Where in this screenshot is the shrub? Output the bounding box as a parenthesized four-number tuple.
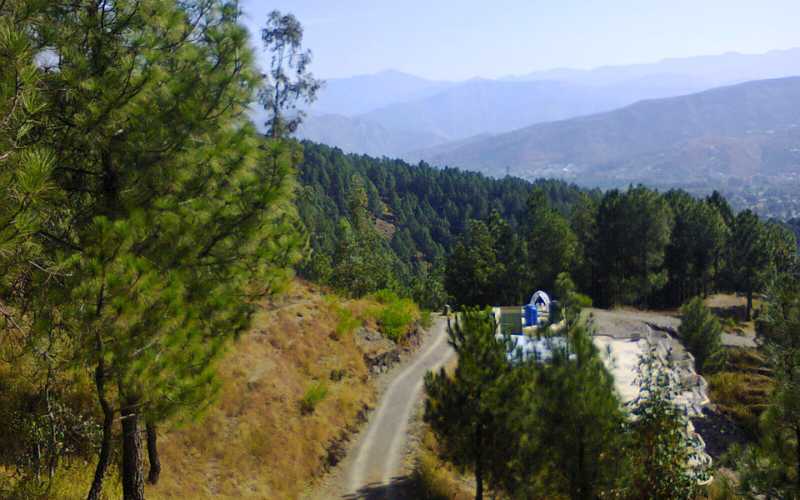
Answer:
(299, 382, 328, 415)
(365, 289, 420, 341)
(377, 297, 418, 341)
(333, 306, 361, 340)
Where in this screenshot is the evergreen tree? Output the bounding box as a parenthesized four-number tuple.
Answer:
(663, 191, 727, 305)
(570, 193, 600, 298)
(423, 309, 520, 500)
(729, 210, 771, 320)
(259, 10, 322, 138)
(594, 186, 673, 307)
(513, 323, 626, 499)
(5, 2, 304, 498)
(678, 297, 725, 373)
(739, 273, 800, 497)
(525, 189, 578, 293)
(445, 220, 502, 307)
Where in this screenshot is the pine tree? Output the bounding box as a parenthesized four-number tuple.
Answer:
(259, 10, 322, 138)
(5, 2, 304, 499)
(525, 188, 578, 293)
(445, 220, 502, 307)
(729, 210, 771, 320)
(423, 309, 520, 499)
(514, 323, 626, 499)
(678, 297, 725, 373)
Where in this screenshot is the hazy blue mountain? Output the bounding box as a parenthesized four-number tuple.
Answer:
(310, 70, 453, 116)
(508, 47, 800, 86)
(300, 49, 800, 157)
(417, 77, 800, 187)
(359, 77, 710, 141)
(296, 113, 448, 158)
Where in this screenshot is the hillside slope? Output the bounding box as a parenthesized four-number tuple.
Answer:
(147, 281, 421, 499)
(419, 77, 800, 187)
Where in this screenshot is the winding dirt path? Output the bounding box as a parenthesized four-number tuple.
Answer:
(308, 316, 454, 499)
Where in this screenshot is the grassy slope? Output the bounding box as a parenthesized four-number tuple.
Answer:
(149, 280, 388, 499)
(1, 280, 418, 499)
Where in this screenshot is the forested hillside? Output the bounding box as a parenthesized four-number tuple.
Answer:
(294, 142, 797, 320)
(295, 142, 592, 306)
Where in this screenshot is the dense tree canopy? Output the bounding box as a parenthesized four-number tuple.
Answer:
(1, 2, 302, 498)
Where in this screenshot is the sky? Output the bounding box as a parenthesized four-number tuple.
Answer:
(240, 0, 800, 81)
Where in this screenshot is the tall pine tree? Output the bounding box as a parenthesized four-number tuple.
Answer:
(5, 2, 304, 499)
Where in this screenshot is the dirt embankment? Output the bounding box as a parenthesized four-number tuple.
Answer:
(148, 281, 423, 500)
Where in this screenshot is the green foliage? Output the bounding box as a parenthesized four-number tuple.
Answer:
(554, 272, 591, 326)
(628, 347, 710, 498)
(663, 190, 729, 305)
(511, 324, 627, 499)
(419, 310, 433, 329)
(739, 273, 800, 497)
(370, 290, 419, 341)
(1, 1, 303, 496)
(333, 306, 361, 341)
(729, 210, 772, 320)
(679, 297, 725, 373)
(445, 220, 502, 308)
(424, 309, 520, 499)
(594, 186, 673, 307)
(296, 141, 590, 301)
(259, 11, 322, 138)
(526, 189, 579, 293)
(299, 382, 329, 415)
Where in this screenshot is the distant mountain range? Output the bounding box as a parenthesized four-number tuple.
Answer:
(417, 77, 800, 188)
(296, 48, 800, 159)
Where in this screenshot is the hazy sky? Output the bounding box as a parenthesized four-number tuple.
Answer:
(240, 0, 800, 81)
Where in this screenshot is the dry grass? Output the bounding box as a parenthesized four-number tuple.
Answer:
(411, 429, 474, 500)
(148, 280, 378, 499)
(707, 348, 773, 436)
(703, 293, 762, 336)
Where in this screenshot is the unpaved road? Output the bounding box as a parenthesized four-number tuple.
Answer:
(306, 317, 455, 500)
(339, 316, 454, 499)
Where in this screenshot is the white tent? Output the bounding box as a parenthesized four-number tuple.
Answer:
(529, 290, 550, 308)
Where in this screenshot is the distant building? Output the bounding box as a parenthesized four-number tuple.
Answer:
(492, 290, 564, 363)
(492, 290, 553, 336)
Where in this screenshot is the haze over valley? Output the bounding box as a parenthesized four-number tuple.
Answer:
(289, 48, 800, 217)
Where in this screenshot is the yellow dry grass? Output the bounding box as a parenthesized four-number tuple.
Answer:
(148, 280, 377, 499)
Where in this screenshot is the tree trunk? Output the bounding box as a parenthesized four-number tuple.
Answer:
(795, 426, 800, 493)
(475, 423, 483, 500)
(746, 289, 753, 321)
(87, 364, 114, 500)
(121, 400, 145, 500)
(146, 423, 161, 485)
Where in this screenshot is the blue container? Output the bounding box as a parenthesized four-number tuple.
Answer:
(524, 305, 538, 327)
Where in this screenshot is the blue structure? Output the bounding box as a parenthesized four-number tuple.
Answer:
(524, 304, 538, 327)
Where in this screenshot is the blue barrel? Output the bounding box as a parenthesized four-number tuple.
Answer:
(524, 305, 538, 327)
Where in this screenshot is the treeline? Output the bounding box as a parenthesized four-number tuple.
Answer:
(447, 185, 797, 316)
(296, 141, 593, 306)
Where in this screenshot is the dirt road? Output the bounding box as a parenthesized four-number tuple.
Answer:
(307, 316, 455, 500)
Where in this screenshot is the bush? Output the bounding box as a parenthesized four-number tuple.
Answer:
(366, 289, 420, 341)
(333, 306, 361, 340)
(299, 382, 328, 415)
(377, 297, 418, 341)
